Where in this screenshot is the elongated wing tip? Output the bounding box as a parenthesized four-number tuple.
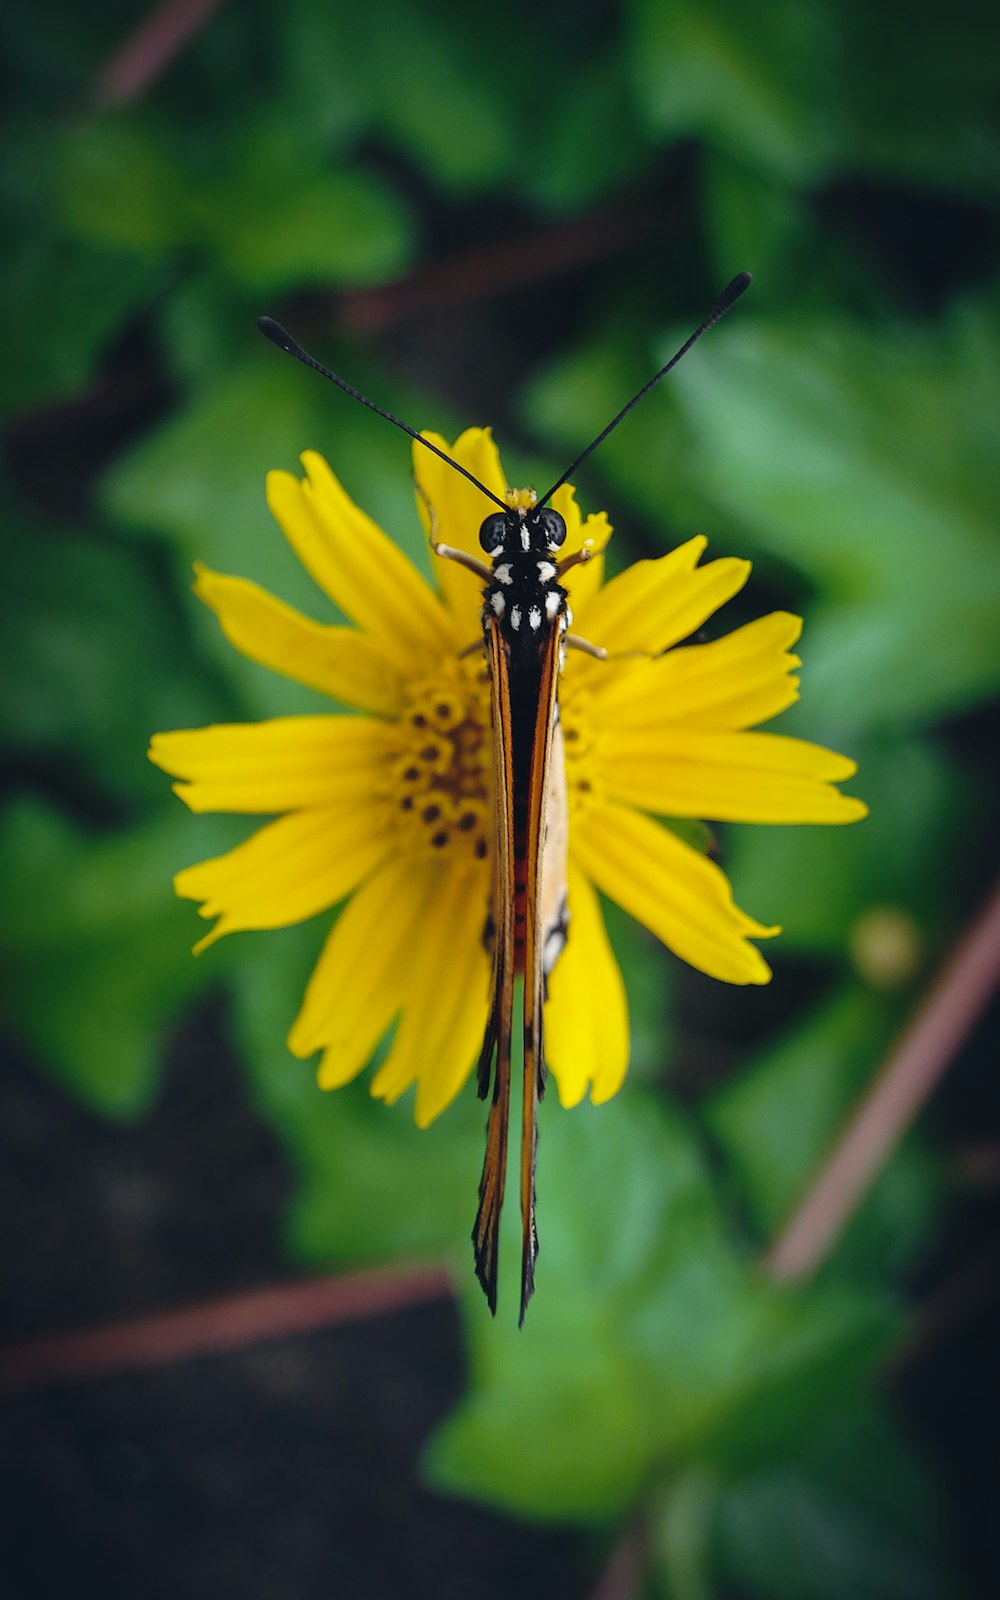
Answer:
(518, 1268, 534, 1328)
(472, 1222, 499, 1316)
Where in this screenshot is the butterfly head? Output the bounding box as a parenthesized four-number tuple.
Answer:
(479, 490, 570, 643)
(479, 490, 567, 560)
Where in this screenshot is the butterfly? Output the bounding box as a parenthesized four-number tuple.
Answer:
(258, 270, 750, 1320)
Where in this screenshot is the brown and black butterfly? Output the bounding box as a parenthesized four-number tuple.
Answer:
(465, 487, 577, 1323)
(258, 270, 751, 1321)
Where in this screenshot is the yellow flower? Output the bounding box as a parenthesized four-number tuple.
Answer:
(149, 430, 866, 1126)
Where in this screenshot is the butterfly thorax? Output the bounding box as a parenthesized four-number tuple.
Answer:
(478, 493, 571, 659)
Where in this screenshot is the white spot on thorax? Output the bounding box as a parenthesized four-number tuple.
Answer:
(529, 606, 542, 630)
(545, 590, 561, 620)
(520, 527, 531, 552)
(490, 591, 505, 616)
(494, 563, 512, 585)
(488, 545, 503, 558)
(537, 561, 556, 582)
(510, 605, 521, 630)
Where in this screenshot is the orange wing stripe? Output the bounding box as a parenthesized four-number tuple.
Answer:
(519, 623, 562, 1324)
(472, 618, 516, 1315)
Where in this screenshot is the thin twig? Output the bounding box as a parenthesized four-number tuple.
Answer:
(94, 0, 229, 106)
(332, 194, 666, 336)
(766, 878, 1000, 1281)
(0, 1262, 452, 1392)
(589, 1520, 647, 1600)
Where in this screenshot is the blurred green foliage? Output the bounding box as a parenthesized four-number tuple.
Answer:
(2, 0, 997, 1594)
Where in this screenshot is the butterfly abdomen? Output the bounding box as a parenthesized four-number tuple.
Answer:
(505, 631, 562, 976)
(512, 792, 530, 976)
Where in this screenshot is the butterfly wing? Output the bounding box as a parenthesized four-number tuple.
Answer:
(519, 620, 565, 1324)
(472, 613, 516, 1314)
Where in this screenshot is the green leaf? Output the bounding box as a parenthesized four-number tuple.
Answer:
(52, 103, 414, 296)
(0, 233, 161, 418)
(428, 1092, 900, 1521)
(272, 0, 522, 193)
(101, 349, 436, 718)
(702, 151, 811, 295)
(358, 8, 519, 192)
(0, 801, 234, 1117)
(427, 1095, 708, 1521)
(154, 270, 260, 387)
(201, 112, 414, 293)
(709, 1401, 954, 1600)
(784, 588, 1000, 737)
(231, 917, 484, 1264)
(655, 1468, 718, 1600)
(723, 734, 978, 959)
(670, 299, 1000, 592)
(704, 984, 943, 1283)
(55, 115, 191, 255)
(629, 0, 843, 184)
(630, 0, 999, 202)
(528, 292, 1000, 742)
(841, 1, 1000, 199)
(634, 1270, 900, 1475)
(214, 166, 412, 292)
(666, 296, 1000, 730)
(0, 512, 223, 805)
(525, 59, 651, 213)
(275, 0, 369, 149)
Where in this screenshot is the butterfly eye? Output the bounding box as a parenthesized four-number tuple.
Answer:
(479, 512, 509, 552)
(538, 508, 567, 549)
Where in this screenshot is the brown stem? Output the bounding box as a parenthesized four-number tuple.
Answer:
(327, 194, 668, 337)
(94, 0, 230, 106)
(765, 878, 1000, 1281)
(590, 1521, 646, 1600)
(0, 1262, 452, 1392)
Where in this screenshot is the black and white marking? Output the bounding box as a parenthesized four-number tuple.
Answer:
(478, 501, 569, 659)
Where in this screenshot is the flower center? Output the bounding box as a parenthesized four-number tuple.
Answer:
(390, 670, 491, 863)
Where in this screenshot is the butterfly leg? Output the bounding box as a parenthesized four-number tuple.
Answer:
(556, 538, 611, 579)
(434, 542, 492, 580)
(415, 477, 492, 579)
(565, 633, 607, 660)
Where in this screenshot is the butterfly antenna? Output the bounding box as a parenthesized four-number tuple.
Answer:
(536, 272, 752, 507)
(257, 316, 508, 510)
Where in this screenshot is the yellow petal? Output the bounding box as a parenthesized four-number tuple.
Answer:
(149, 716, 394, 814)
(288, 855, 440, 1085)
(369, 859, 491, 1125)
(174, 805, 392, 950)
(596, 728, 868, 825)
(544, 866, 630, 1108)
(570, 538, 751, 683)
(267, 454, 456, 666)
(415, 428, 508, 557)
(595, 612, 804, 731)
(573, 799, 777, 986)
(193, 565, 406, 715)
(553, 486, 611, 616)
(415, 428, 507, 623)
